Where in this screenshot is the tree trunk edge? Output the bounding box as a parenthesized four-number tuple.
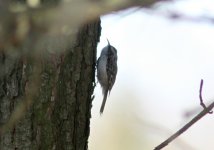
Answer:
(0, 19, 101, 150)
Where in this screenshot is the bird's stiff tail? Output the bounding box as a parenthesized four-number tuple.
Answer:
(100, 90, 108, 114)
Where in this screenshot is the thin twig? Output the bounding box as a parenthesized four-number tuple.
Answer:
(199, 79, 213, 114)
(183, 79, 213, 118)
(199, 79, 206, 108)
(154, 100, 214, 150)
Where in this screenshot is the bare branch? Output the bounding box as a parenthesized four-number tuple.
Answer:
(0, 0, 169, 49)
(145, 9, 214, 24)
(154, 80, 214, 149)
(154, 100, 214, 150)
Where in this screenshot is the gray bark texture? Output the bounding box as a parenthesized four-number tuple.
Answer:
(0, 14, 101, 150)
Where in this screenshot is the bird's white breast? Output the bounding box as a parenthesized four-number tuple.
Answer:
(97, 55, 108, 87)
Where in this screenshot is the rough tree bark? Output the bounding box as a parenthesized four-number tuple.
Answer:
(0, 3, 101, 149)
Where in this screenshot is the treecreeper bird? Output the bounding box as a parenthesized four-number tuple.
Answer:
(97, 39, 118, 114)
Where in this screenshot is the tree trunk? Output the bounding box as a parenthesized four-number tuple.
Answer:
(0, 15, 101, 150)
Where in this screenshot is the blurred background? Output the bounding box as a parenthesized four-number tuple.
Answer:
(89, 0, 214, 150)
